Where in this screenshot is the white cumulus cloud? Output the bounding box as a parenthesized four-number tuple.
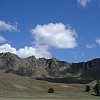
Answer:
(0, 44, 17, 54)
(0, 36, 6, 43)
(0, 20, 19, 32)
(96, 38, 100, 45)
(32, 23, 77, 48)
(17, 45, 51, 58)
(77, 0, 91, 8)
(0, 23, 78, 59)
(0, 44, 51, 59)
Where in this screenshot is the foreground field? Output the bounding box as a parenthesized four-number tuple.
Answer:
(0, 71, 100, 99)
(0, 99, 99, 100)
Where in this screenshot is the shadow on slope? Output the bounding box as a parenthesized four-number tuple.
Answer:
(36, 76, 94, 84)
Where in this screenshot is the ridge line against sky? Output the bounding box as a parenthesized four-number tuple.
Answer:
(0, 0, 100, 62)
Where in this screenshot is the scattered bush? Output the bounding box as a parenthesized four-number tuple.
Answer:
(48, 88, 54, 93)
(85, 85, 90, 92)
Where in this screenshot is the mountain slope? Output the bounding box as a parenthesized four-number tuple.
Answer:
(0, 52, 100, 83)
(0, 70, 100, 99)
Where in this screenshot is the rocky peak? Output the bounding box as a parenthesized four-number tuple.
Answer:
(0, 52, 19, 59)
(26, 55, 36, 60)
(51, 57, 58, 61)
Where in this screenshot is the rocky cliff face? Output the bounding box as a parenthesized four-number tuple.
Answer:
(0, 52, 100, 83)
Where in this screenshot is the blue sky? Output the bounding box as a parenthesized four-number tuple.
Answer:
(0, 0, 100, 62)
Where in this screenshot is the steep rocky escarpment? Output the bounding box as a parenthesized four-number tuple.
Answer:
(0, 52, 100, 83)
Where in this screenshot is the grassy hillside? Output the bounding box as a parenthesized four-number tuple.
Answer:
(0, 71, 99, 99)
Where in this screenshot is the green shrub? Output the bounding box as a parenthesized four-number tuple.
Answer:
(48, 88, 54, 93)
(85, 85, 90, 92)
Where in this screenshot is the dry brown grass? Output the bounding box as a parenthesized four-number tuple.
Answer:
(0, 71, 100, 99)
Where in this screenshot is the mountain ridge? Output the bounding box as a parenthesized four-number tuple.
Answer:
(0, 52, 100, 83)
